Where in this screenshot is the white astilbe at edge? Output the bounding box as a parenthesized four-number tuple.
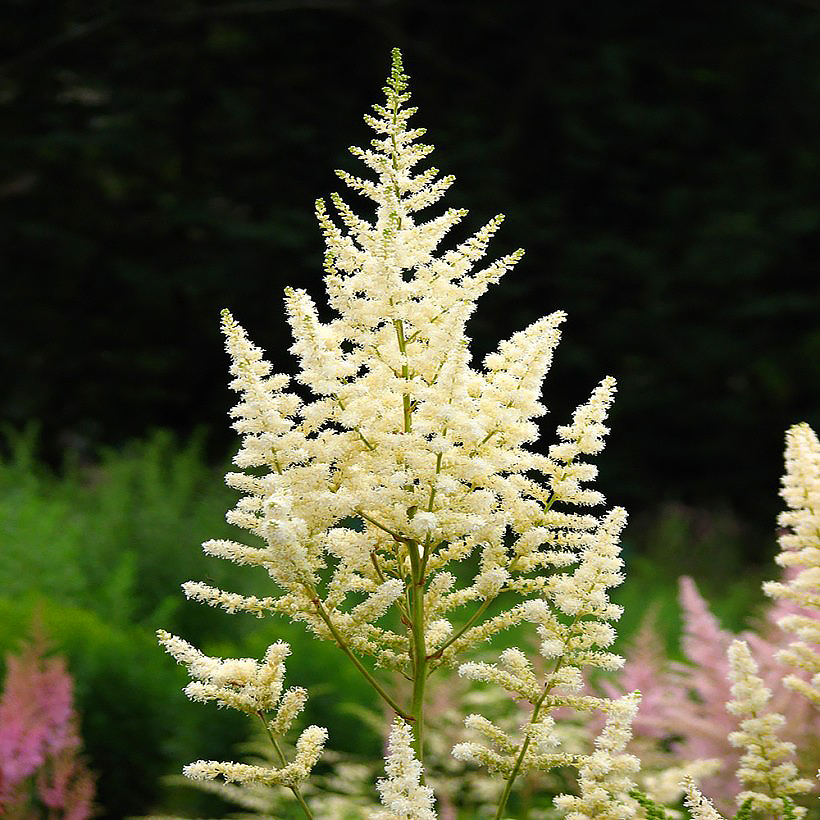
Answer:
(763, 422, 820, 708)
(726, 639, 813, 817)
(372, 720, 437, 820)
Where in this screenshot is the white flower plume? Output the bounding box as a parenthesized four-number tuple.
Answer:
(167, 48, 631, 817)
(726, 639, 813, 816)
(763, 422, 820, 708)
(157, 631, 327, 789)
(371, 719, 436, 819)
(180, 47, 622, 684)
(681, 776, 726, 820)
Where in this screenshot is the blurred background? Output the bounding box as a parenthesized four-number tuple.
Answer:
(1, 0, 819, 816)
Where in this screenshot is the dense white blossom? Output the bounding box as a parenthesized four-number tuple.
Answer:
(372, 720, 436, 819)
(163, 47, 633, 817)
(763, 422, 820, 708)
(726, 639, 813, 816)
(158, 631, 326, 791)
(189, 47, 623, 690)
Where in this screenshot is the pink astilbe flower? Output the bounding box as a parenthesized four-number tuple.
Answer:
(0, 624, 95, 818)
(599, 612, 675, 742)
(669, 577, 738, 767)
(36, 727, 96, 820)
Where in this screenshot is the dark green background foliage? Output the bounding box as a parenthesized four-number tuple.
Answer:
(2, 0, 819, 530)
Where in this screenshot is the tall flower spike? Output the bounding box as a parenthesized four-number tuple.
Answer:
(725, 639, 813, 817)
(372, 719, 437, 820)
(167, 47, 629, 815)
(763, 423, 820, 708)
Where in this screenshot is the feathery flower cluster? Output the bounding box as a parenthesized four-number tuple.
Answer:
(185, 47, 621, 676)
(553, 692, 642, 820)
(763, 422, 820, 708)
(372, 719, 437, 820)
(154, 43, 820, 820)
(682, 777, 725, 820)
(725, 639, 813, 817)
(160, 46, 634, 818)
(158, 631, 326, 789)
(451, 506, 630, 814)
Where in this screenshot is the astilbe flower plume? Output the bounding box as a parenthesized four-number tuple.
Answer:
(157, 631, 326, 799)
(764, 422, 820, 708)
(372, 719, 436, 820)
(162, 48, 643, 818)
(0, 624, 95, 819)
(725, 639, 813, 816)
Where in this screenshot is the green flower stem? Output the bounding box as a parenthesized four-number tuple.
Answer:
(357, 510, 411, 544)
(257, 713, 315, 820)
(394, 319, 413, 433)
(407, 537, 428, 764)
(493, 659, 564, 820)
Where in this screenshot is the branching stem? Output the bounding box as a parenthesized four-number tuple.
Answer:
(494, 585, 593, 819)
(307, 589, 411, 721)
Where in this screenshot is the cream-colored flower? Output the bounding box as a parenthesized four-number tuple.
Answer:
(681, 776, 726, 820)
(165, 47, 631, 818)
(158, 631, 327, 792)
(372, 720, 437, 819)
(726, 639, 813, 817)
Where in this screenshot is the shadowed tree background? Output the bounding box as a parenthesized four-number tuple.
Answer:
(2, 0, 819, 538)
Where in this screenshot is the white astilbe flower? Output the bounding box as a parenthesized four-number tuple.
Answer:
(371, 719, 436, 819)
(681, 776, 726, 820)
(553, 692, 641, 820)
(165, 48, 631, 816)
(726, 639, 813, 817)
(185, 47, 623, 689)
(763, 422, 820, 708)
(184, 725, 328, 788)
(158, 631, 326, 790)
(453, 509, 629, 805)
(158, 631, 292, 713)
